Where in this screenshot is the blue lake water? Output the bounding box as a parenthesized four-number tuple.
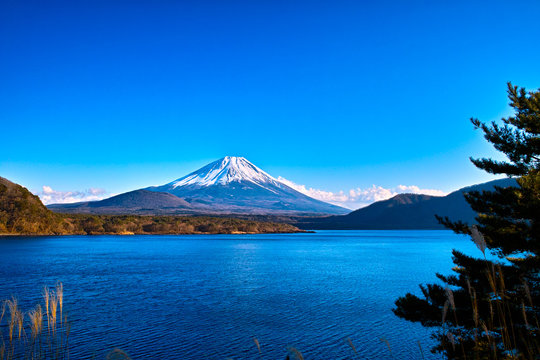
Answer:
(0, 230, 480, 359)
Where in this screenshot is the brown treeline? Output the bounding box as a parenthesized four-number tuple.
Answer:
(0, 176, 302, 235)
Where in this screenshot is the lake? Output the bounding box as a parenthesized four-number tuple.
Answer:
(0, 230, 479, 359)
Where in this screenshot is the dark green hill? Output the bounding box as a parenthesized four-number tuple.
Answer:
(296, 178, 518, 230)
(0, 176, 63, 234)
(48, 189, 197, 215)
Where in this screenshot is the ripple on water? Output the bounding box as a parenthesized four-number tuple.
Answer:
(0, 231, 475, 359)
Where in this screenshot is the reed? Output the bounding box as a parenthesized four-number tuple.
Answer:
(7, 298, 18, 343)
(56, 282, 63, 327)
(252, 337, 260, 352)
(417, 341, 425, 360)
(286, 347, 304, 360)
(50, 293, 58, 336)
(43, 286, 50, 337)
(380, 337, 395, 359)
(0, 301, 5, 326)
(6, 280, 513, 360)
(345, 337, 357, 354)
(28, 304, 43, 340)
(0, 285, 69, 360)
(0, 284, 131, 360)
(105, 348, 131, 360)
(436, 247, 540, 359)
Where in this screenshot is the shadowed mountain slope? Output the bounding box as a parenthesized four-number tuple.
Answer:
(50, 156, 348, 215)
(47, 189, 200, 215)
(296, 178, 518, 230)
(146, 156, 349, 215)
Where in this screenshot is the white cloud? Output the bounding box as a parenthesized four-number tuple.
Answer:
(395, 185, 447, 197)
(277, 177, 446, 210)
(37, 180, 446, 209)
(38, 186, 108, 205)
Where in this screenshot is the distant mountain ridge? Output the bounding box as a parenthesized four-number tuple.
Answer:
(296, 178, 518, 230)
(50, 157, 349, 215)
(48, 189, 201, 215)
(46, 158, 516, 226)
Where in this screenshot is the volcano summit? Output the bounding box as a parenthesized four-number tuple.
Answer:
(49, 157, 349, 215)
(146, 156, 348, 215)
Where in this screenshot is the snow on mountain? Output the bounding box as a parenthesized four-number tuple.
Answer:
(147, 156, 349, 215)
(47, 156, 350, 215)
(168, 156, 282, 189)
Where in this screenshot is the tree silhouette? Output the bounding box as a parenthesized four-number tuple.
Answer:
(394, 83, 540, 359)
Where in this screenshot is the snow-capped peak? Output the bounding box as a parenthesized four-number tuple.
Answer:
(169, 156, 281, 188)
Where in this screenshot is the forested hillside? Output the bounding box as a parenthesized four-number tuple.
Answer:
(0, 177, 302, 235)
(0, 176, 63, 234)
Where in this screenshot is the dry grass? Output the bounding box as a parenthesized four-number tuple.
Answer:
(0, 284, 137, 360)
(56, 283, 63, 327)
(0, 285, 69, 360)
(345, 337, 357, 354)
(28, 304, 43, 340)
(1, 283, 435, 359)
(286, 347, 304, 360)
(105, 348, 131, 360)
(440, 257, 540, 359)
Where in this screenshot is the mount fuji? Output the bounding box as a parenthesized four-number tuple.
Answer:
(48, 157, 349, 215)
(146, 156, 348, 215)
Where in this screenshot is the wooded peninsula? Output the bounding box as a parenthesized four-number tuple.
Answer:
(0, 176, 302, 235)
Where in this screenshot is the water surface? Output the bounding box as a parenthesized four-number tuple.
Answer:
(0, 230, 478, 359)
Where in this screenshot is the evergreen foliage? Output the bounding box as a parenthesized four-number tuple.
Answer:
(0, 177, 302, 235)
(0, 176, 63, 234)
(393, 83, 540, 358)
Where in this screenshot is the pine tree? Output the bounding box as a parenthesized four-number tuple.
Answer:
(393, 83, 540, 359)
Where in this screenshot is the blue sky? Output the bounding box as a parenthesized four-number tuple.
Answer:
(1, 0, 539, 208)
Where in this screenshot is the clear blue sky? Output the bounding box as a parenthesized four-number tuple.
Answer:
(1, 0, 539, 203)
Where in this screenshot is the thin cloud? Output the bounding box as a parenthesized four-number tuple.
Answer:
(277, 177, 446, 210)
(38, 186, 108, 205)
(38, 180, 446, 209)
